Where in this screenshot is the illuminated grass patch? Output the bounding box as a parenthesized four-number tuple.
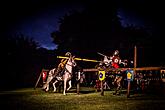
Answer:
(0, 87, 165, 110)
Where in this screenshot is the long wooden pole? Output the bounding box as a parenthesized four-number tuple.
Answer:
(83, 67, 162, 72)
(127, 45, 137, 97)
(57, 56, 101, 62)
(34, 70, 42, 89)
(134, 45, 137, 71)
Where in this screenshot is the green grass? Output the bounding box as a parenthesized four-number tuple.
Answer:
(0, 87, 165, 110)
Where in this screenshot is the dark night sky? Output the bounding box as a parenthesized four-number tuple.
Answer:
(1, 0, 164, 50)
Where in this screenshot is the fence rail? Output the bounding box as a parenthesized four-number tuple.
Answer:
(83, 67, 165, 72)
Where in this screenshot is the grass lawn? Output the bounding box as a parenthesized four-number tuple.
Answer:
(0, 87, 165, 110)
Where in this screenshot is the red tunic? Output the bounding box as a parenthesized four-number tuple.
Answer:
(112, 56, 120, 68)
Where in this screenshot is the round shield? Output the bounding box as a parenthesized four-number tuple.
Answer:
(112, 56, 120, 64)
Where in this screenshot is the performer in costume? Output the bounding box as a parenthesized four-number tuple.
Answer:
(54, 52, 72, 78)
(110, 50, 121, 69)
(110, 50, 123, 95)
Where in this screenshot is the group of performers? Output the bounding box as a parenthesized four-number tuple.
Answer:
(98, 50, 129, 69)
(56, 49, 124, 74)
(96, 50, 128, 95)
(53, 50, 128, 95)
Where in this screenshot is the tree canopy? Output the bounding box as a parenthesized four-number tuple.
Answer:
(51, 1, 159, 66)
(2, 34, 57, 90)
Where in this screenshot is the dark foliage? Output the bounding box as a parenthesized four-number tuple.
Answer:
(51, 0, 164, 67)
(1, 34, 57, 90)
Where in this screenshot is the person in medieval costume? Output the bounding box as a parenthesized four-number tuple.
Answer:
(113, 70, 123, 95)
(110, 50, 121, 69)
(110, 50, 123, 95)
(53, 52, 72, 78)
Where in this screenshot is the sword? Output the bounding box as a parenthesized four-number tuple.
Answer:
(97, 52, 110, 58)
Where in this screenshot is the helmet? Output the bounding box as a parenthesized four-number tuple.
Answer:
(65, 52, 71, 56)
(113, 50, 119, 56)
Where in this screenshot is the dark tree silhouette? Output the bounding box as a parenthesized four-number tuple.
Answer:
(2, 34, 57, 90)
(51, 1, 122, 57)
(51, 0, 161, 67)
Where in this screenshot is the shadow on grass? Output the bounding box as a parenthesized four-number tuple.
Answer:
(66, 87, 97, 94)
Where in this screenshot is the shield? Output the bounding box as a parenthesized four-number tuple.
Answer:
(99, 71, 105, 81)
(112, 56, 120, 63)
(126, 69, 134, 81)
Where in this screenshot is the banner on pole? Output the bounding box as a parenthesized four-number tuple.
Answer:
(126, 69, 134, 81)
(99, 71, 105, 81)
(42, 71, 48, 83)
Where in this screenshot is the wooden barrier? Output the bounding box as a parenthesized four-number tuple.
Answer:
(82, 46, 165, 97)
(34, 69, 49, 89)
(83, 67, 163, 72)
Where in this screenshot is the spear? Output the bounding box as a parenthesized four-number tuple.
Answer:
(57, 56, 101, 62)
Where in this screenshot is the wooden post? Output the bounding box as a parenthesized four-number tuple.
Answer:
(77, 71, 81, 94)
(127, 80, 131, 98)
(127, 46, 137, 97)
(100, 80, 104, 96)
(134, 45, 137, 71)
(34, 70, 42, 89)
(77, 81, 80, 94)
